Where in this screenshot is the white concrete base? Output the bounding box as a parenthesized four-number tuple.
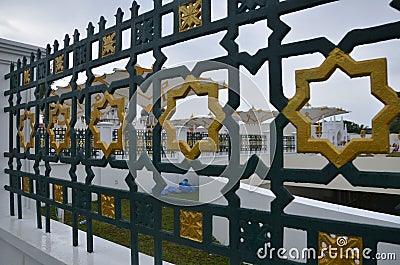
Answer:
(0, 176, 173, 265)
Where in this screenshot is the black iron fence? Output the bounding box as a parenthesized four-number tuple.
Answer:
(3, 1, 400, 265)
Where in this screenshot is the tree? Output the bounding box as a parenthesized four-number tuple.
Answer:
(343, 120, 367, 134)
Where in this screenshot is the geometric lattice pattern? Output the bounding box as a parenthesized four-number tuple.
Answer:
(23, 69, 30, 85)
(318, 232, 363, 265)
(101, 194, 115, 219)
(179, 0, 202, 32)
(239, 219, 270, 257)
(4, 1, 400, 265)
(135, 19, 154, 45)
(53, 184, 63, 204)
(180, 210, 203, 242)
(135, 201, 155, 228)
(102, 32, 116, 58)
(22, 177, 30, 193)
(55, 54, 64, 74)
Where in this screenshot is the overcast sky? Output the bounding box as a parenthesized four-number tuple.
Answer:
(1, 0, 400, 126)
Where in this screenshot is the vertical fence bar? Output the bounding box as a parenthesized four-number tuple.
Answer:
(36, 200, 42, 229)
(130, 190, 139, 265)
(86, 188, 94, 253)
(45, 202, 51, 233)
(72, 195, 79, 247)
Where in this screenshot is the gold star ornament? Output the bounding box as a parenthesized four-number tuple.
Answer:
(282, 48, 400, 168)
(48, 103, 71, 155)
(19, 110, 35, 151)
(89, 91, 125, 158)
(158, 76, 225, 160)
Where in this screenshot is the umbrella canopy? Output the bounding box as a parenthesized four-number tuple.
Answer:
(300, 106, 349, 123)
(52, 66, 228, 114)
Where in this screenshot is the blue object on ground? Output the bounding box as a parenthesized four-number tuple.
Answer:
(179, 185, 195, 193)
(161, 178, 196, 195)
(161, 185, 182, 195)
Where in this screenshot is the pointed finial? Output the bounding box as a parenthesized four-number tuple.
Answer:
(130, 1, 140, 18)
(53, 40, 59, 52)
(17, 59, 21, 69)
(64, 34, 70, 47)
(46, 44, 52, 55)
(30, 52, 35, 63)
(87, 22, 94, 36)
(115, 8, 124, 24)
(98, 16, 106, 31)
(73, 29, 80, 43)
(22, 56, 27, 66)
(37, 48, 42, 59)
(10, 62, 15, 72)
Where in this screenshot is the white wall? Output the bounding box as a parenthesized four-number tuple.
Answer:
(204, 178, 400, 264)
(0, 38, 46, 195)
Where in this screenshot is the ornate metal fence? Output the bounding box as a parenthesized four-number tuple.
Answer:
(3, 0, 400, 264)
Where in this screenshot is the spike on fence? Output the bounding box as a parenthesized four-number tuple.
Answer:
(46, 44, 52, 55)
(17, 59, 21, 69)
(64, 34, 70, 47)
(22, 56, 27, 66)
(54, 40, 59, 52)
(116, 8, 124, 24)
(10, 62, 14, 72)
(130, 1, 140, 18)
(87, 22, 95, 37)
(99, 16, 107, 32)
(74, 29, 80, 43)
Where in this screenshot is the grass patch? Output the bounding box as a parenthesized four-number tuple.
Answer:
(162, 207, 174, 232)
(42, 201, 229, 265)
(166, 190, 199, 201)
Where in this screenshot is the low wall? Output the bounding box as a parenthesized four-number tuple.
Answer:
(0, 175, 173, 265)
(201, 177, 400, 264)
